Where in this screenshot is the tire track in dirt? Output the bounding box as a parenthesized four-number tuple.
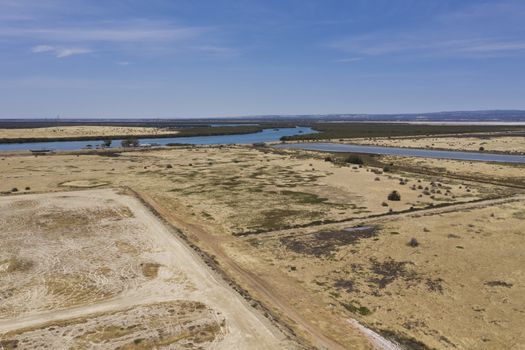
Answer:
(135, 190, 371, 350)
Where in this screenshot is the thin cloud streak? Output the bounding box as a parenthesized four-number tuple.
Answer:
(0, 21, 207, 43)
(329, 36, 525, 57)
(31, 45, 92, 58)
(329, 1, 525, 59)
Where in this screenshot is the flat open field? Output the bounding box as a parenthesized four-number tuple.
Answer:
(0, 145, 522, 349)
(347, 135, 525, 154)
(0, 125, 175, 140)
(381, 155, 525, 188)
(234, 195, 525, 349)
(0, 189, 294, 349)
(0, 147, 504, 235)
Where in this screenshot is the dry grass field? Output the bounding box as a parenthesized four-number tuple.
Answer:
(235, 197, 525, 349)
(381, 155, 525, 188)
(0, 126, 175, 140)
(0, 145, 523, 349)
(347, 135, 525, 154)
(0, 147, 502, 236)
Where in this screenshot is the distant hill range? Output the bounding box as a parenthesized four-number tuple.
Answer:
(254, 110, 525, 122)
(1, 110, 525, 126)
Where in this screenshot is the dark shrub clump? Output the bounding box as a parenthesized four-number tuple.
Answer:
(346, 155, 364, 165)
(387, 191, 401, 201)
(408, 238, 419, 247)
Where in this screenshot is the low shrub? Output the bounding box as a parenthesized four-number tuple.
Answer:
(387, 190, 401, 201)
(408, 238, 419, 247)
(345, 155, 364, 165)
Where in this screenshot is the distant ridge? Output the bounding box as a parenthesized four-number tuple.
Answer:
(1, 110, 525, 123)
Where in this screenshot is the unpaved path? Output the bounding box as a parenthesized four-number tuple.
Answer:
(242, 194, 525, 241)
(137, 190, 525, 350)
(0, 295, 173, 334)
(136, 190, 362, 350)
(347, 320, 402, 350)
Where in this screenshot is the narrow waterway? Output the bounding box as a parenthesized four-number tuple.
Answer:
(0, 127, 314, 151)
(275, 142, 525, 164)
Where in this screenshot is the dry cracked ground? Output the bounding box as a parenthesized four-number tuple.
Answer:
(0, 189, 295, 350)
(0, 145, 524, 349)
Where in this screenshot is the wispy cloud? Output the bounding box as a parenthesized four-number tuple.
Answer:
(330, 35, 525, 57)
(31, 44, 54, 53)
(32, 45, 92, 58)
(55, 47, 92, 58)
(0, 20, 207, 43)
(2, 18, 232, 59)
(458, 41, 525, 53)
(329, 1, 525, 59)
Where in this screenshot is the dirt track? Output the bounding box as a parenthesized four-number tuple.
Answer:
(136, 189, 372, 350)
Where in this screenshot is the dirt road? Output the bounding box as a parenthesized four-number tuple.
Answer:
(136, 190, 370, 350)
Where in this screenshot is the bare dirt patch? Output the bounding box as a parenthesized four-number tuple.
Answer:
(59, 179, 109, 188)
(0, 301, 223, 350)
(0, 190, 295, 349)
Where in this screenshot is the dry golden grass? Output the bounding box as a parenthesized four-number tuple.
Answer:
(0, 146, 500, 236)
(233, 198, 525, 349)
(383, 155, 525, 187)
(0, 145, 522, 349)
(347, 135, 525, 154)
(0, 126, 175, 140)
(141, 262, 161, 278)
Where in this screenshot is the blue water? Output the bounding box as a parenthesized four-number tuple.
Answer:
(209, 123, 259, 127)
(275, 142, 525, 164)
(0, 127, 314, 151)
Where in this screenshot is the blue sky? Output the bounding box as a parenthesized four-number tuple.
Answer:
(0, 0, 524, 118)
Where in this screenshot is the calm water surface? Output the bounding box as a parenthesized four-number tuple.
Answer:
(275, 142, 525, 164)
(0, 127, 314, 151)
